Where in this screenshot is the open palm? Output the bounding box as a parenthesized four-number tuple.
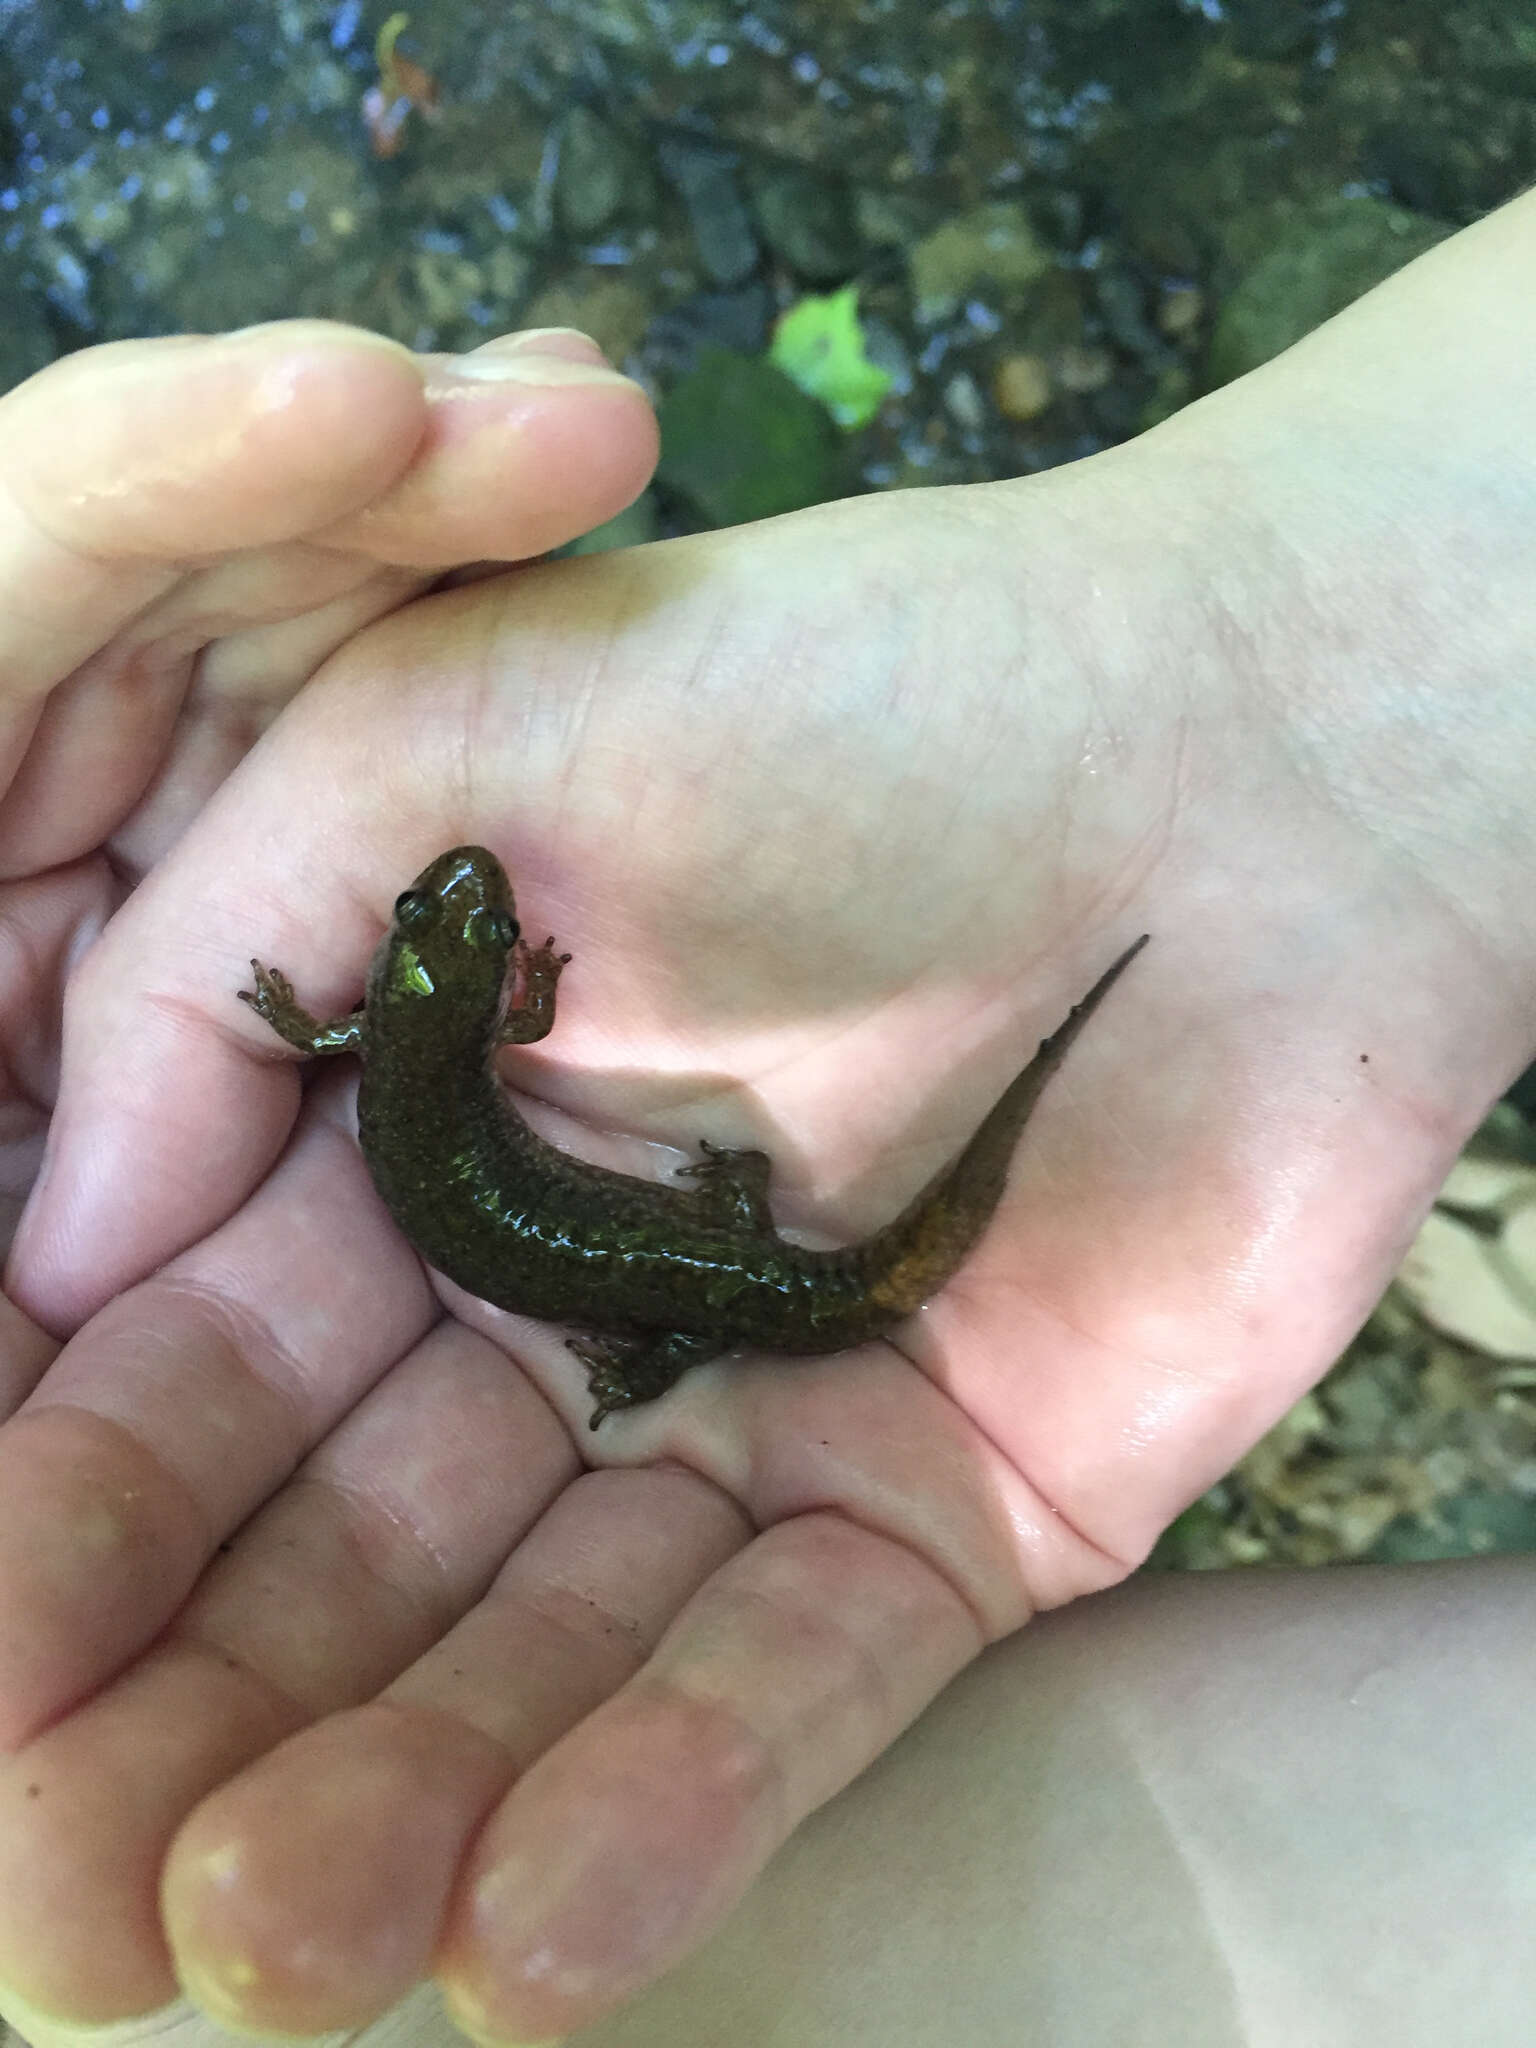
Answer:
(5, 240, 1536, 2043)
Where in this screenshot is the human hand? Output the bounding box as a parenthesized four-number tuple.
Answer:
(0, 315, 654, 1262)
(6, 200, 1536, 2041)
(0, 316, 654, 2036)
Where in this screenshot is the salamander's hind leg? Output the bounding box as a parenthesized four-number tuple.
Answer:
(568, 1329, 723, 1429)
(675, 1138, 774, 1233)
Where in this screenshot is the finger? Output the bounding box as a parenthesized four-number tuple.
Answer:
(6, 537, 693, 1331)
(100, 561, 427, 880)
(5, 586, 517, 1333)
(157, 1466, 748, 2036)
(0, 324, 427, 705)
(29, 1345, 1079, 2035)
(435, 1509, 981, 2042)
(9, 765, 397, 1335)
(0, 327, 653, 879)
(0, 550, 435, 880)
(316, 330, 658, 568)
(0, 858, 120, 1260)
(0, 324, 424, 873)
(0, 1294, 58, 1420)
(0, 1081, 434, 1751)
(98, 334, 655, 874)
(0, 1306, 580, 2025)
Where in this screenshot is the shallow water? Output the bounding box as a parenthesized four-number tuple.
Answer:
(3, 0, 1532, 511)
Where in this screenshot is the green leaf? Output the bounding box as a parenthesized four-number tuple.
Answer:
(769, 286, 893, 430)
(657, 350, 841, 529)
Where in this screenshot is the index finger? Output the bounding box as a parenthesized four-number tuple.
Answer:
(8, 727, 412, 1332)
(0, 325, 427, 708)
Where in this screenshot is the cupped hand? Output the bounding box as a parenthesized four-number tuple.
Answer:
(0, 315, 655, 2036)
(5, 222, 1536, 2043)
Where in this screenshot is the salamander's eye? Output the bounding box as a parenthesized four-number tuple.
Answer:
(497, 911, 520, 948)
(393, 888, 434, 928)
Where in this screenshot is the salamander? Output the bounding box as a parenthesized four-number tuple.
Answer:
(240, 846, 1146, 1426)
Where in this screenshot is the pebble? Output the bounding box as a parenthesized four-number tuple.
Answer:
(991, 352, 1053, 420)
(749, 167, 860, 281)
(908, 200, 1051, 321)
(521, 277, 651, 363)
(1157, 284, 1205, 338)
(656, 137, 759, 288)
(556, 106, 634, 238)
(1053, 343, 1114, 394)
(943, 371, 986, 431)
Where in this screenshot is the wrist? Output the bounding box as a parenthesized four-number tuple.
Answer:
(1142, 190, 1536, 991)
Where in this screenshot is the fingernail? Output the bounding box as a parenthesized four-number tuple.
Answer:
(498, 327, 609, 364)
(441, 350, 640, 390)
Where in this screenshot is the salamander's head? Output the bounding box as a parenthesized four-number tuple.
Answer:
(370, 845, 520, 1016)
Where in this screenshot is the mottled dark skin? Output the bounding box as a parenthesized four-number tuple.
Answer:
(240, 847, 1146, 1427)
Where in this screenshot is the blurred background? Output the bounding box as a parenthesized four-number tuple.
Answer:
(5, 0, 1536, 1565)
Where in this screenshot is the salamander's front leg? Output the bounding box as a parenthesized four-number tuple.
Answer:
(498, 935, 572, 1046)
(238, 962, 366, 1056)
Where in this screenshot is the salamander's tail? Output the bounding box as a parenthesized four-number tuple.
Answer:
(856, 932, 1150, 1321)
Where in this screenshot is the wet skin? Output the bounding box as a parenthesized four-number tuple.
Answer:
(241, 847, 1146, 1426)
